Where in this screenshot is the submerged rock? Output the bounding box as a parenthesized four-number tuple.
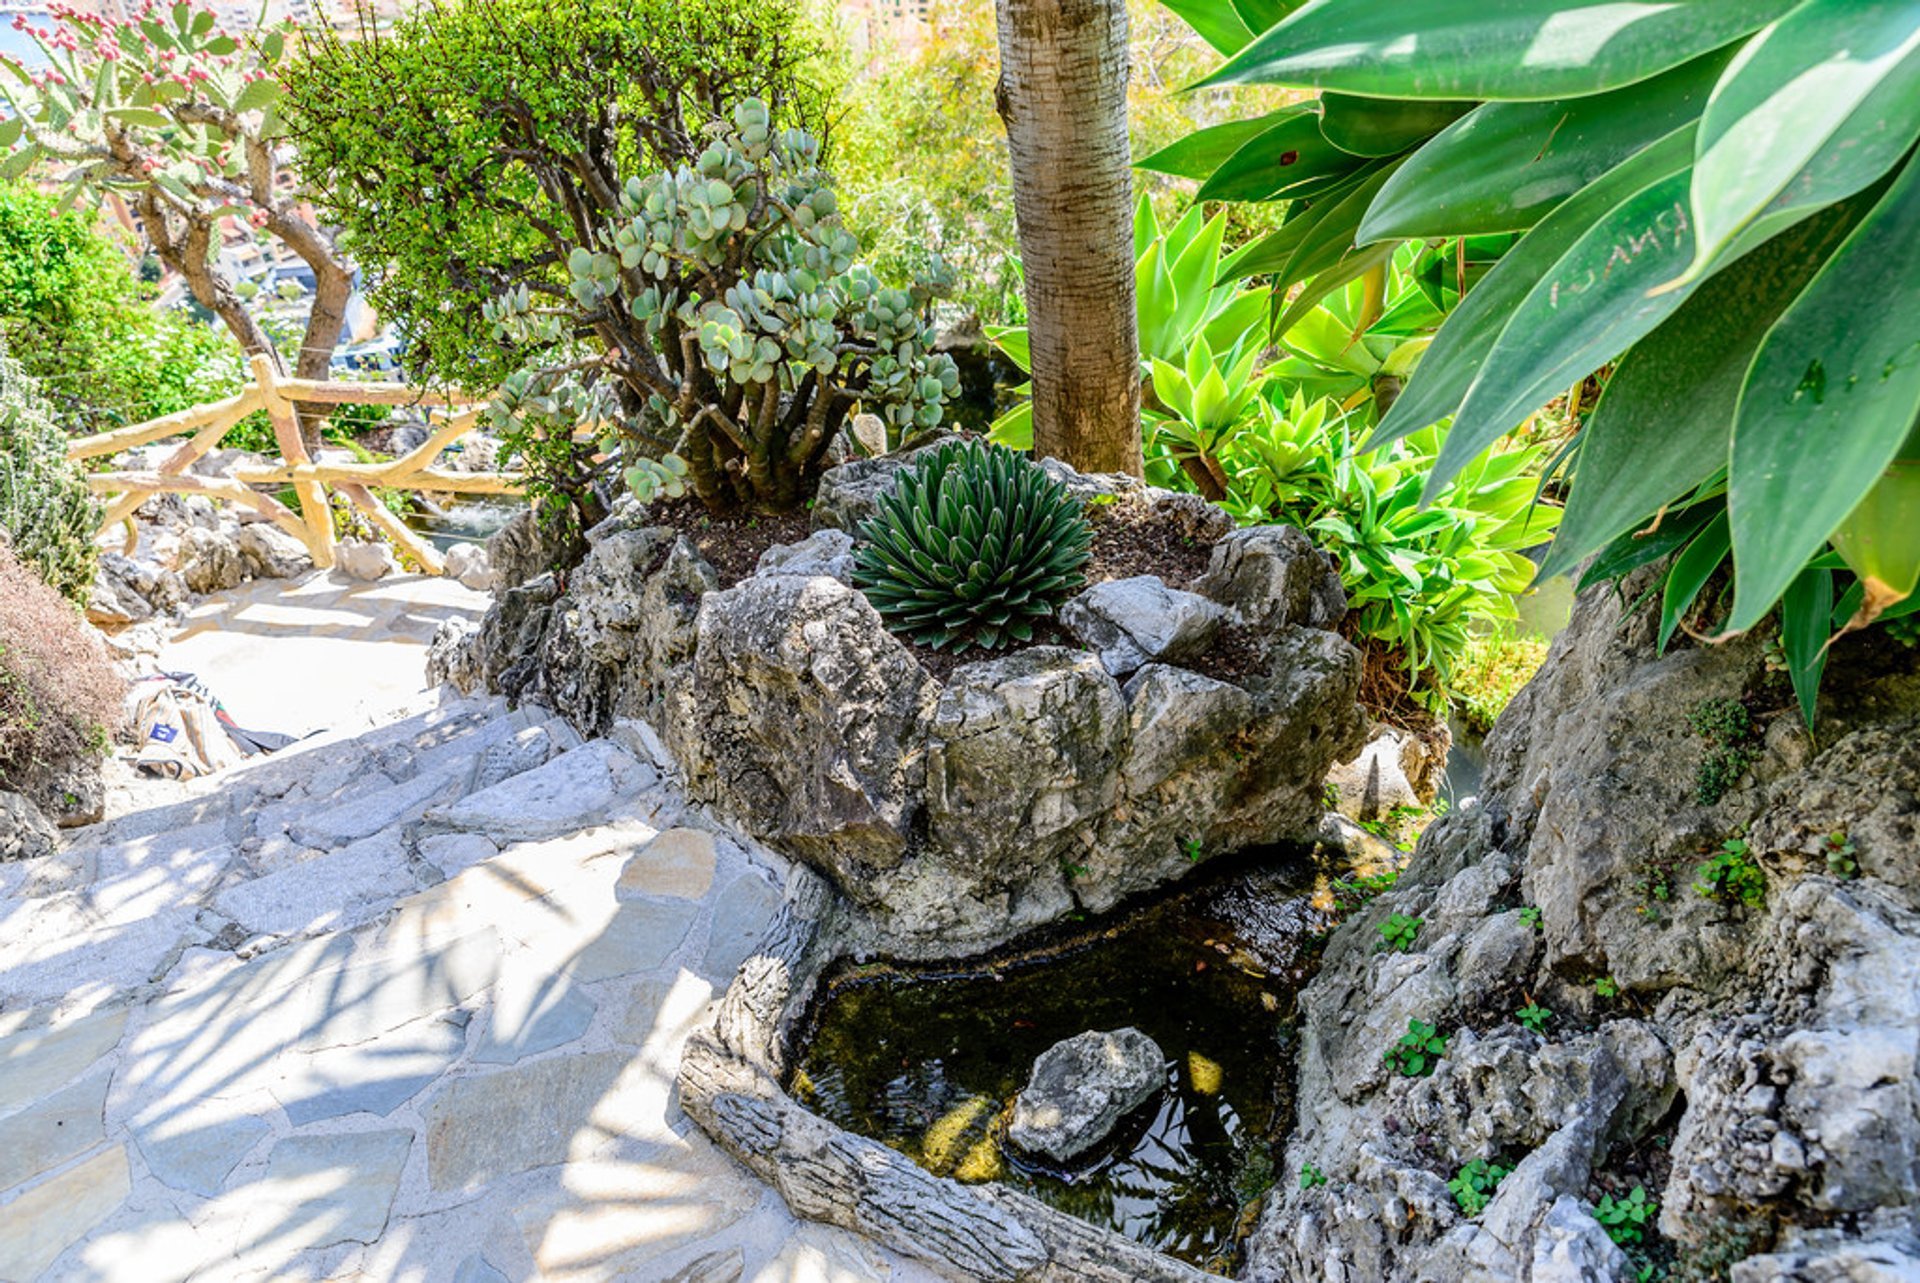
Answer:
(1009, 1028, 1166, 1163)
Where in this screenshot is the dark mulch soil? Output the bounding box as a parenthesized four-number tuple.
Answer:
(1083, 494, 1219, 588)
(647, 497, 814, 589)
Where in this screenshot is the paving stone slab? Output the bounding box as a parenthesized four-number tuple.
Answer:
(0, 1144, 130, 1282)
(0, 1069, 110, 1195)
(424, 1051, 631, 1192)
(472, 977, 597, 1065)
(417, 832, 498, 879)
(617, 828, 717, 902)
(0, 1005, 128, 1117)
(570, 895, 697, 984)
(283, 768, 466, 849)
(427, 741, 657, 842)
(275, 1011, 470, 1125)
(0, 907, 200, 1014)
(83, 821, 236, 926)
(699, 871, 785, 986)
(133, 1103, 272, 1198)
(236, 1129, 414, 1254)
(215, 829, 422, 939)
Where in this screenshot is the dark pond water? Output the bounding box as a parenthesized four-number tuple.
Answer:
(789, 849, 1346, 1271)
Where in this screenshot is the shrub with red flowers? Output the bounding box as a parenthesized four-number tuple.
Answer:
(0, 2, 350, 447)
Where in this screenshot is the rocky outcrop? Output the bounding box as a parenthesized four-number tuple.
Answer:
(1009, 1028, 1167, 1163)
(438, 457, 1365, 958)
(1244, 573, 1920, 1281)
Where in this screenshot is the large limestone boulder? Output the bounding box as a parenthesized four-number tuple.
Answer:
(1243, 571, 1920, 1281)
(179, 525, 246, 594)
(87, 552, 186, 624)
(236, 522, 314, 580)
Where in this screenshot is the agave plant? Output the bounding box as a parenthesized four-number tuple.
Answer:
(853, 441, 1092, 653)
(1158, 0, 1920, 724)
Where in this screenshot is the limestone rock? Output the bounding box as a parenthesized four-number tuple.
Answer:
(87, 552, 186, 624)
(487, 507, 567, 590)
(755, 529, 854, 583)
(667, 574, 938, 869)
(1009, 1028, 1166, 1163)
(179, 525, 246, 594)
(236, 522, 314, 579)
(337, 538, 398, 581)
(36, 757, 106, 828)
(1327, 723, 1449, 822)
(1059, 575, 1229, 678)
(0, 789, 58, 861)
(1195, 524, 1346, 631)
(444, 541, 495, 592)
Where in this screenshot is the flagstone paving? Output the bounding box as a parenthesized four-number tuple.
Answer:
(0, 694, 940, 1283)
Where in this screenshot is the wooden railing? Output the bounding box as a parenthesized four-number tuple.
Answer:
(66, 354, 521, 576)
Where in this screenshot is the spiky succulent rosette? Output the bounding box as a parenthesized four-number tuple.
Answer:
(853, 440, 1092, 653)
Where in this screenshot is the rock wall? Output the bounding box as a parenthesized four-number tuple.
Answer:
(435, 460, 1366, 959)
(1246, 573, 1920, 1280)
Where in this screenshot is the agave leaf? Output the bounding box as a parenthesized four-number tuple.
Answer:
(1782, 566, 1833, 729)
(1361, 48, 1734, 241)
(1659, 509, 1731, 651)
(1727, 155, 1920, 632)
(1137, 111, 1296, 179)
(1197, 106, 1360, 203)
(1682, 4, 1920, 285)
(1202, 0, 1793, 101)
(1319, 93, 1471, 158)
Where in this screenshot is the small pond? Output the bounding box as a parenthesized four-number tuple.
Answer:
(401, 496, 523, 552)
(789, 848, 1354, 1272)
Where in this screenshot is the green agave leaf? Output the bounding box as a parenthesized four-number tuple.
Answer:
(1197, 106, 1360, 203)
(1218, 172, 1368, 280)
(1374, 125, 1697, 453)
(1683, 2, 1920, 284)
(1782, 566, 1833, 729)
(1159, 0, 1260, 55)
(1659, 509, 1731, 650)
(1203, 0, 1793, 101)
(1273, 159, 1401, 288)
(1137, 111, 1294, 179)
(1576, 499, 1722, 591)
(1435, 137, 1710, 494)
(1273, 240, 1400, 342)
(1319, 93, 1471, 158)
(1728, 155, 1920, 632)
(1362, 48, 1734, 242)
(1540, 197, 1872, 582)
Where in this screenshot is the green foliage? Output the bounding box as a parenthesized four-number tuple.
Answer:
(1595, 1185, 1659, 1247)
(1695, 838, 1766, 909)
(1182, 835, 1204, 863)
(1516, 905, 1541, 932)
(1822, 830, 1858, 880)
(0, 541, 122, 792)
(1159, 0, 1920, 720)
(0, 182, 242, 432)
(1452, 627, 1551, 734)
(1514, 1002, 1551, 1033)
(1384, 1018, 1447, 1078)
(1376, 912, 1422, 954)
(1298, 1161, 1327, 1190)
(1328, 868, 1400, 914)
(0, 342, 97, 603)
(288, 0, 832, 394)
(1593, 975, 1620, 1000)
(1690, 698, 1759, 806)
(480, 99, 958, 514)
(1448, 1158, 1511, 1217)
(852, 441, 1089, 653)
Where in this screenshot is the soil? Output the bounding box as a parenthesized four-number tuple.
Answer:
(646, 497, 814, 589)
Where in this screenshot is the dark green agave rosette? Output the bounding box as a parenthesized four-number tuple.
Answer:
(852, 440, 1092, 653)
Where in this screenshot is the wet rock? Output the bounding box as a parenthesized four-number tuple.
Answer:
(336, 538, 397, 582)
(444, 542, 494, 592)
(236, 522, 314, 579)
(1009, 1028, 1166, 1163)
(0, 789, 57, 861)
(1059, 575, 1228, 678)
(179, 526, 246, 594)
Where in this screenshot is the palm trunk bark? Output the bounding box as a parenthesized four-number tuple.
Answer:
(995, 0, 1142, 478)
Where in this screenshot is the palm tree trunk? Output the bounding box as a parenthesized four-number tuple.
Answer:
(995, 0, 1143, 478)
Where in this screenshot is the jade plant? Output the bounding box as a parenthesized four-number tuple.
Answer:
(852, 440, 1091, 653)
(483, 98, 960, 517)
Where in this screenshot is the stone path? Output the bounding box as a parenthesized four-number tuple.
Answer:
(0, 695, 940, 1283)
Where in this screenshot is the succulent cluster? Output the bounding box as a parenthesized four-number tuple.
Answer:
(484, 99, 959, 513)
(853, 441, 1091, 653)
(0, 342, 98, 604)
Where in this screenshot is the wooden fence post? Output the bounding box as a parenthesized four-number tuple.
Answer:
(249, 352, 337, 570)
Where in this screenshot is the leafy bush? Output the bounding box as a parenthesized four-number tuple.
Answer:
(0, 182, 243, 433)
(1452, 627, 1551, 734)
(1695, 838, 1766, 909)
(0, 341, 98, 603)
(1159, 0, 1920, 724)
(1448, 1158, 1511, 1217)
(852, 440, 1090, 653)
(0, 540, 121, 792)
